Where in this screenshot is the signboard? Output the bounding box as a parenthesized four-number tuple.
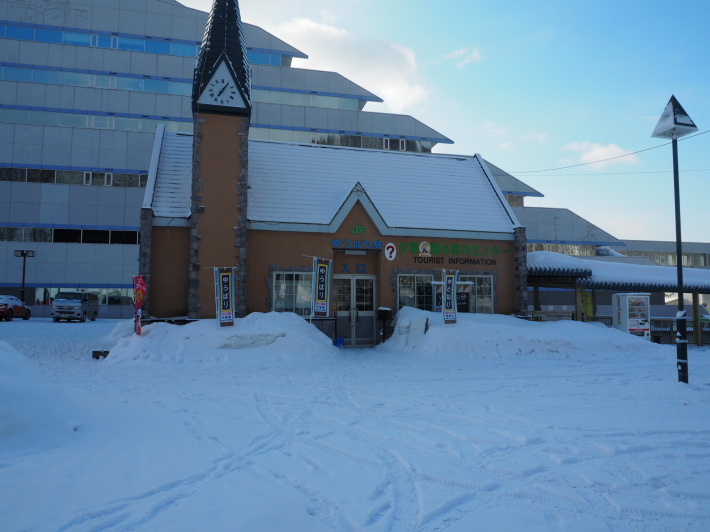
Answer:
(133, 275, 147, 335)
(312, 257, 332, 317)
(214, 267, 236, 327)
(442, 270, 458, 324)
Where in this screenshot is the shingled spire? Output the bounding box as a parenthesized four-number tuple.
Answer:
(192, 0, 251, 115)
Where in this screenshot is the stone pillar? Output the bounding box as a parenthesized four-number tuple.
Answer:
(514, 226, 528, 315)
(138, 208, 153, 317)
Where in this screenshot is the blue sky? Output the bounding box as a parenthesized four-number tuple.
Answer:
(180, 0, 709, 243)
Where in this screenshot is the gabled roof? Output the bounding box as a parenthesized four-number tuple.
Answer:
(248, 141, 520, 237)
(143, 127, 192, 222)
(144, 133, 521, 239)
(528, 251, 710, 293)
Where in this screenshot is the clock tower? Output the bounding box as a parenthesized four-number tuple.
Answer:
(190, 0, 251, 319)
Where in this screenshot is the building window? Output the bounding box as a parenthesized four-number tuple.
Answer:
(110, 231, 138, 245)
(26, 228, 52, 242)
(0, 168, 27, 181)
(273, 272, 313, 316)
(459, 275, 494, 314)
(27, 169, 56, 183)
(82, 230, 110, 244)
(0, 227, 23, 241)
(53, 229, 82, 243)
(397, 274, 433, 311)
(56, 171, 84, 185)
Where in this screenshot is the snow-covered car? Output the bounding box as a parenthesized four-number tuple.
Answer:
(0, 295, 31, 321)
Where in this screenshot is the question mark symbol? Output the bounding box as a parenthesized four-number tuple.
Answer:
(385, 243, 396, 261)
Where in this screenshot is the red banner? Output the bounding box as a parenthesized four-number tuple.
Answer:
(133, 276, 147, 335)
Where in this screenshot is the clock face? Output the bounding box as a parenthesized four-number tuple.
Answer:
(207, 78, 238, 105)
(197, 60, 247, 109)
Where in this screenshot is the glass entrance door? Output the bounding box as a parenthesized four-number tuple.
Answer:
(332, 275, 376, 347)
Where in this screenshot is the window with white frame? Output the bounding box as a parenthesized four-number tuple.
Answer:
(397, 274, 434, 311)
(273, 272, 313, 316)
(459, 275, 494, 313)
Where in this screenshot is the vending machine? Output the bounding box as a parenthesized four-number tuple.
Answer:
(612, 293, 651, 340)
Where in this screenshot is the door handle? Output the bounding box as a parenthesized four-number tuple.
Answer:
(350, 307, 359, 327)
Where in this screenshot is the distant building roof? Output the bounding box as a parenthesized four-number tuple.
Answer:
(484, 160, 543, 198)
(251, 104, 453, 145)
(514, 206, 624, 247)
(252, 65, 382, 104)
(243, 23, 307, 59)
(623, 239, 710, 255)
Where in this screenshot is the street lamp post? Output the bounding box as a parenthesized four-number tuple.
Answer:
(652, 95, 698, 384)
(13, 249, 36, 304)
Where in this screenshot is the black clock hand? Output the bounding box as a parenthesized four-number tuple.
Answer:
(217, 83, 229, 97)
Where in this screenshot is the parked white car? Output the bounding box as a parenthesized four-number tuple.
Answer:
(51, 292, 99, 322)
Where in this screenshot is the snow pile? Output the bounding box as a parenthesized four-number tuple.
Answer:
(387, 306, 664, 359)
(1, 315, 709, 531)
(104, 311, 336, 364)
(0, 341, 82, 452)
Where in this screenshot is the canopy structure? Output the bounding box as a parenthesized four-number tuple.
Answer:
(527, 252, 710, 344)
(527, 251, 710, 294)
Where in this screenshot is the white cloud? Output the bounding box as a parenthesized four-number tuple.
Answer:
(484, 121, 507, 137)
(445, 47, 483, 69)
(273, 18, 431, 114)
(564, 141, 639, 168)
(523, 132, 548, 143)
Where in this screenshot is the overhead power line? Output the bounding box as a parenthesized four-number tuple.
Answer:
(521, 168, 710, 178)
(511, 129, 710, 175)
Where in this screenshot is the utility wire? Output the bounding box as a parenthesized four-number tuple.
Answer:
(511, 129, 710, 175)
(523, 168, 710, 178)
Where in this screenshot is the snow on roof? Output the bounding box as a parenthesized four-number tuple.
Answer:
(528, 251, 710, 293)
(247, 141, 520, 234)
(526, 251, 593, 277)
(150, 132, 193, 218)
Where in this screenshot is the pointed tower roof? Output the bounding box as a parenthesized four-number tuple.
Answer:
(193, 0, 251, 114)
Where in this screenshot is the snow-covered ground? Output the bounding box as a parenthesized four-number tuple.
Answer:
(2, 309, 710, 531)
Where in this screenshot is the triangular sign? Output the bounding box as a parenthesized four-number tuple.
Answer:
(652, 95, 698, 139)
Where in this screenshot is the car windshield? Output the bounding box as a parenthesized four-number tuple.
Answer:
(55, 293, 82, 300)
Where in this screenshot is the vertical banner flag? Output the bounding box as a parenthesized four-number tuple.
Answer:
(443, 269, 458, 324)
(214, 267, 236, 327)
(133, 275, 147, 335)
(312, 257, 332, 317)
